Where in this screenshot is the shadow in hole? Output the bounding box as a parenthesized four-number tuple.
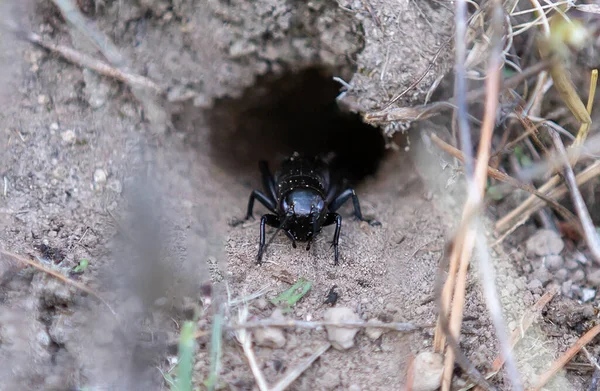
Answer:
(200, 67, 388, 185)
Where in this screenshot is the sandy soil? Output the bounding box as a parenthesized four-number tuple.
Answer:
(1, 1, 599, 390)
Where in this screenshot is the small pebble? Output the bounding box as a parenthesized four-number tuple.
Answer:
(555, 268, 568, 282)
(385, 303, 399, 313)
(570, 285, 582, 299)
(255, 298, 269, 310)
(60, 129, 76, 143)
(582, 288, 596, 303)
(36, 329, 51, 347)
(544, 255, 564, 271)
(527, 279, 543, 293)
(348, 385, 361, 391)
(573, 251, 588, 265)
(532, 266, 552, 284)
(561, 281, 572, 296)
(254, 309, 286, 349)
(588, 269, 600, 286)
(564, 259, 580, 270)
(412, 351, 444, 391)
(93, 169, 107, 188)
(526, 229, 564, 257)
(365, 318, 385, 340)
(319, 371, 341, 389)
(107, 179, 122, 193)
(572, 269, 585, 283)
(323, 307, 360, 350)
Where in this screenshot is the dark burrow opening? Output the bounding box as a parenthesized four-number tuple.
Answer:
(200, 67, 390, 186)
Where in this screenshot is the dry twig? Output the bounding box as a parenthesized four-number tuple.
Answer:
(502, 161, 600, 236)
(0, 250, 116, 316)
(496, 68, 597, 233)
(236, 307, 269, 391)
(531, 324, 600, 391)
(52, 0, 125, 66)
(24, 32, 162, 93)
(229, 319, 424, 332)
(549, 129, 600, 263)
(430, 134, 583, 236)
(438, 3, 518, 390)
(434, 250, 498, 391)
(488, 286, 559, 377)
(270, 343, 331, 391)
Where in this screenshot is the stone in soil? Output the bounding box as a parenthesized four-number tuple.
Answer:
(526, 229, 564, 257)
(323, 307, 361, 350)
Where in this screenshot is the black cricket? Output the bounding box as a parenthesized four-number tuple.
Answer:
(239, 153, 380, 265)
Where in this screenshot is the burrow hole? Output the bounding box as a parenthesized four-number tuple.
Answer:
(178, 67, 393, 187)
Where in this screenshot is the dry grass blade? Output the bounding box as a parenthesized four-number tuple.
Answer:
(570, 69, 598, 165)
(236, 306, 269, 391)
(434, 250, 498, 391)
(496, 158, 600, 232)
(538, 17, 591, 128)
(496, 67, 597, 233)
(549, 129, 600, 263)
(270, 343, 331, 391)
(430, 134, 583, 237)
(490, 118, 541, 159)
(439, 2, 506, 389)
(531, 324, 600, 391)
(52, 0, 125, 67)
(475, 223, 523, 390)
(0, 250, 116, 316)
(469, 286, 559, 391)
(403, 354, 415, 391)
(491, 286, 559, 372)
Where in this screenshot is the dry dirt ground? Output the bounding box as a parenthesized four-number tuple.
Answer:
(1, 1, 599, 390)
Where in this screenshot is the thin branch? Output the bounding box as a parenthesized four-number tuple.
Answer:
(497, 158, 600, 230)
(270, 343, 331, 391)
(453, 0, 472, 176)
(0, 250, 116, 316)
(229, 319, 425, 332)
(490, 286, 559, 372)
(549, 130, 600, 263)
(532, 324, 600, 391)
(434, 250, 498, 391)
(24, 32, 162, 93)
(440, 2, 506, 389)
(236, 307, 269, 391)
(51, 0, 125, 67)
(431, 134, 583, 237)
(475, 220, 523, 391)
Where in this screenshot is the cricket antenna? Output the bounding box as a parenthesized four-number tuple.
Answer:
(261, 213, 292, 260)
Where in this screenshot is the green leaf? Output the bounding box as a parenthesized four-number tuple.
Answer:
(174, 321, 196, 391)
(72, 259, 89, 273)
(205, 313, 223, 391)
(486, 185, 505, 201)
(271, 278, 312, 313)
